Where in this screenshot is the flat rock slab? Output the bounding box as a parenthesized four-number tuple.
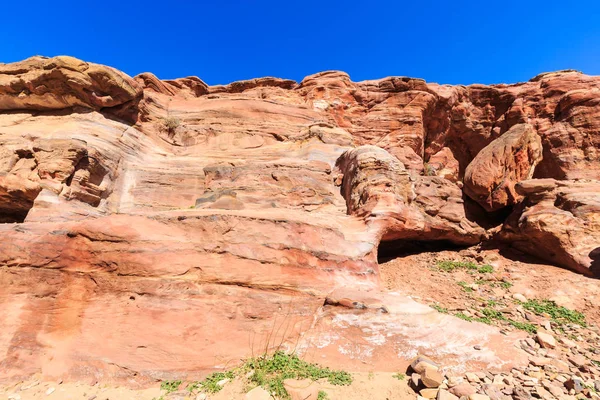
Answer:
(298, 291, 528, 374)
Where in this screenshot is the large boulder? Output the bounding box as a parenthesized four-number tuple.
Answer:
(499, 179, 600, 276)
(464, 124, 543, 211)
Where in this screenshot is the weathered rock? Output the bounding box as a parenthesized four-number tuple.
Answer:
(410, 355, 440, 374)
(564, 377, 584, 393)
(437, 389, 459, 400)
(1, 55, 599, 386)
(0, 56, 141, 112)
(464, 124, 543, 211)
(500, 179, 600, 276)
(336, 146, 485, 245)
(422, 367, 445, 388)
(449, 383, 477, 397)
(427, 147, 460, 182)
(421, 388, 440, 399)
(468, 394, 491, 400)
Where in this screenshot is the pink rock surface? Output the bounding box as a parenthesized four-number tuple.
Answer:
(0, 56, 599, 385)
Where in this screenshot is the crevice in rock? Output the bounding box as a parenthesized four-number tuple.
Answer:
(462, 195, 514, 230)
(377, 239, 468, 264)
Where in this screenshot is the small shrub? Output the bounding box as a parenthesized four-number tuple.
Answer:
(522, 299, 586, 327)
(318, 391, 329, 400)
(455, 312, 474, 322)
(498, 281, 513, 289)
(457, 281, 474, 293)
(393, 372, 406, 380)
(162, 116, 181, 136)
(160, 380, 182, 394)
(431, 304, 449, 314)
(423, 163, 436, 176)
(487, 299, 499, 307)
(436, 260, 478, 272)
(508, 320, 538, 334)
(200, 371, 235, 394)
(244, 351, 352, 399)
(477, 264, 494, 274)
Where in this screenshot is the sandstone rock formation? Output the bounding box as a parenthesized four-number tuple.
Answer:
(0, 56, 599, 385)
(464, 124, 543, 211)
(499, 179, 600, 276)
(0, 56, 141, 112)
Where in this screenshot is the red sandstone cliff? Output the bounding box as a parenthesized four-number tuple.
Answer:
(0, 56, 598, 383)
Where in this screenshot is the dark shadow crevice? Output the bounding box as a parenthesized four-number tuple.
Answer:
(377, 239, 469, 264)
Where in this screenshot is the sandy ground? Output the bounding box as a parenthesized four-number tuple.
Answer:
(379, 246, 600, 325)
(0, 372, 415, 399)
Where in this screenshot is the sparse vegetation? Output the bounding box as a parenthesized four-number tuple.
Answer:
(183, 351, 352, 399)
(436, 260, 494, 274)
(199, 371, 235, 394)
(508, 320, 537, 334)
(457, 281, 474, 292)
(455, 312, 473, 322)
(162, 116, 181, 136)
(393, 372, 406, 380)
(244, 351, 352, 399)
(521, 299, 586, 327)
(318, 390, 329, 400)
(477, 264, 494, 274)
(498, 281, 513, 289)
(160, 380, 181, 394)
(431, 304, 449, 314)
(423, 162, 436, 176)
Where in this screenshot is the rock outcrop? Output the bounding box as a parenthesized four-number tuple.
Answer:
(499, 179, 600, 276)
(464, 124, 543, 211)
(0, 56, 599, 385)
(0, 56, 141, 112)
(335, 145, 485, 245)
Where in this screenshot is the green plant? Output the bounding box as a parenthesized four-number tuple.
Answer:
(431, 304, 449, 313)
(452, 306, 537, 333)
(160, 380, 181, 394)
(423, 163, 436, 176)
(436, 260, 478, 272)
(522, 300, 586, 327)
(455, 312, 474, 322)
(393, 372, 406, 380)
(457, 281, 474, 293)
(498, 281, 513, 289)
(244, 351, 352, 399)
(199, 371, 235, 394)
(477, 264, 494, 274)
(318, 390, 329, 400)
(508, 320, 538, 334)
(186, 381, 201, 393)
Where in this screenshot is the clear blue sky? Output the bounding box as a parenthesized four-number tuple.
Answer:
(2, 0, 599, 85)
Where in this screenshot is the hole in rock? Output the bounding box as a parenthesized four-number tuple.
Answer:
(0, 209, 30, 223)
(377, 239, 468, 264)
(462, 195, 514, 230)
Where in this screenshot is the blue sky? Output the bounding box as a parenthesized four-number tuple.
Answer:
(2, 0, 599, 85)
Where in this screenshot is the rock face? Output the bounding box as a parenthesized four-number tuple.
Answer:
(0, 56, 141, 113)
(464, 124, 543, 211)
(0, 56, 599, 384)
(499, 179, 600, 276)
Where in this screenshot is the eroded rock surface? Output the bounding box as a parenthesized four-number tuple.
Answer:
(0, 56, 599, 385)
(499, 179, 600, 276)
(464, 124, 543, 211)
